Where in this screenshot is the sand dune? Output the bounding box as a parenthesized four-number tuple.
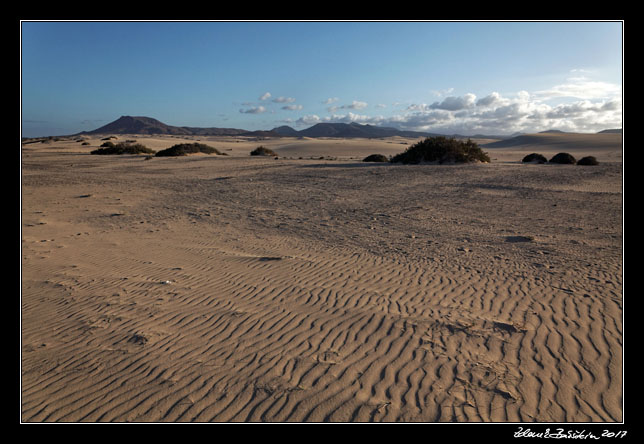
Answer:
(21, 136, 622, 422)
(482, 132, 623, 163)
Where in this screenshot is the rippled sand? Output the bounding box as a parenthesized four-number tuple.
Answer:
(21, 134, 622, 422)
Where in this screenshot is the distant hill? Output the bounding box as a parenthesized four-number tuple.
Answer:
(482, 134, 548, 149)
(274, 122, 443, 139)
(79, 116, 182, 135)
(79, 116, 446, 139)
(78, 116, 278, 137)
(598, 128, 622, 134)
(79, 116, 623, 141)
(271, 125, 300, 137)
(538, 129, 623, 135)
(482, 131, 622, 151)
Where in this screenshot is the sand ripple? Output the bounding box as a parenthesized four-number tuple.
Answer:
(22, 147, 622, 422)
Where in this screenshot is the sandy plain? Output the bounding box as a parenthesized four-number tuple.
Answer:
(21, 133, 623, 422)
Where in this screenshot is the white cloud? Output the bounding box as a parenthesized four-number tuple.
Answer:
(259, 92, 271, 101)
(361, 86, 621, 135)
(282, 104, 303, 111)
(289, 76, 621, 134)
(272, 96, 296, 103)
(347, 100, 368, 110)
(296, 114, 322, 126)
(430, 87, 454, 97)
(328, 100, 369, 113)
(517, 90, 531, 103)
(476, 92, 503, 107)
(240, 106, 266, 114)
(406, 103, 430, 112)
(384, 110, 452, 130)
(323, 97, 339, 104)
(329, 112, 373, 123)
(534, 76, 621, 101)
(430, 93, 476, 111)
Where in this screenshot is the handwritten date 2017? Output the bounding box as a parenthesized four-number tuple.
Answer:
(514, 427, 628, 439)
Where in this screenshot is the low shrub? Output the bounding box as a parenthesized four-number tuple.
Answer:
(577, 156, 599, 166)
(155, 143, 221, 157)
(391, 137, 490, 164)
(549, 152, 576, 164)
(91, 142, 156, 155)
(522, 153, 547, 163)
(250, 146, 278, 156)
(363, 154, 389, 162)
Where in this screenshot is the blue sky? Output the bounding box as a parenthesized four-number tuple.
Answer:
(21, 21, 623, 137)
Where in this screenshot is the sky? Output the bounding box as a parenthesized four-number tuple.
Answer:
(20, 21, 623, 138)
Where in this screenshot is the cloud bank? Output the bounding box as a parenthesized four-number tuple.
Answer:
(299, 76, 621, 134)
(240, 105, 266, 114)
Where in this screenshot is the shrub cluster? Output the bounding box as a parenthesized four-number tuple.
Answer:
(390, 137, 490, 164)
(363, 154, 389, 162)
(91, 142, 156, 155)
(577, 156, 599, 166)
(155, 143, 221, 157)
(521, 153, 548, 163)
(250, 146, 278, 156)
(522, 152, 600, 166)
(549, 152, 576, 164)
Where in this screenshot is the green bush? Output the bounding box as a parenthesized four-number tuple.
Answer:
(522, 153, 548, 163)
(363, 154, 389, 162)
(250, 146, 278, 156)
(390, 137, 490, 164)
(549, 152, 576, 164)
(577, 156, 599, 166)
(91, 142, 156, 155)
(155, 143, 221, 157)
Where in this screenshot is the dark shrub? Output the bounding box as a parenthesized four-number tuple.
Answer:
(549, 152, 576, 164)
(250, 146, 277, 156)
(100, 141, 116, 148)
(522, 153, 548, 163)
(91, 142, 156, 155)
(577, 156, 599, 166)
(155, 143, 221, 157)
(390, 137, 490, 164)
(363, 154, 389, 162)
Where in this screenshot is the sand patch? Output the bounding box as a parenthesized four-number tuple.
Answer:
(21, 136, 622, 422)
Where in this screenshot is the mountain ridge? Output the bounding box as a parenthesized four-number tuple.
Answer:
(74, 115, 622, 140)
(78, 116, 271, 137)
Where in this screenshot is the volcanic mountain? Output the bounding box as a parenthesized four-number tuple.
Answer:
(79, 116, 620, 141)
(78, 116, 276, 137)
(272, 122, 442, 139)
(79, 116, 445, 139)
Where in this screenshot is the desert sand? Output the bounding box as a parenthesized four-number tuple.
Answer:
(21, 133, 623, 422)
